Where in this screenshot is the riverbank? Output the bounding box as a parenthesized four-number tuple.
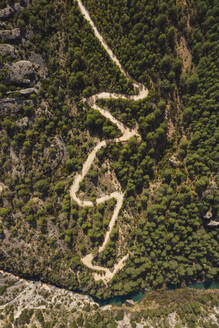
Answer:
(1, 268, 218, 307)
(94, 281, 219, 307)
(0, 271, 218, 328)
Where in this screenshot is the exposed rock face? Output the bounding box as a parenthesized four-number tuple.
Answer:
(0, 98, 22, 114)
(0, 2, 26, 19)
(18, 87, 38, 95)
(0, 28, 21, 41)
(0, 271, 99, 323)
(208, 220, 219, 226)
(0, 22, 6, 28)
(204, 210, 213, 219)
(0, 3, 44, 121)
(29, 52, 48, 77)
(0, 183, 7, 194)
(0, 43, 18, 57)
(169, 155, 179, 167)
(14, 3, 25, 13)
(16, 116, 29, 127)
(0, 6, 14, 19)
(5, 60, 35, 84)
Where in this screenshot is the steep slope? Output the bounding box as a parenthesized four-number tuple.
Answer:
(0, 271, 219, 328)
(0, 0, 218, 301)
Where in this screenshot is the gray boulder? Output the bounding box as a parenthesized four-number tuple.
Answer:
(203, 211, 212, 219)
(169, 155, 179, 167)
(6, 87, 38, 96)
(208, 220, 219, 226)
(0, 28, 21, 41)
(16, 116, 29, 127)
(0, 22, 7, 28)
(0, 6, 14, 19)
(0, 44, 18, 57)
(5, 60, 35, 84)
(19, 87, 38, 95)
(29, 53, 47, 77)
(14, 3, 24, 12)
(0, 98, 22, 114)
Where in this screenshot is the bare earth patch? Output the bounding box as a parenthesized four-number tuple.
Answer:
(176, 36, 192, 73)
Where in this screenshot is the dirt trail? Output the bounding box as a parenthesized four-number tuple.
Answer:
(70, 0, 149, 284)
(0, 182, 7, 194)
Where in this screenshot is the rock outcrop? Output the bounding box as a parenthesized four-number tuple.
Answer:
(208, 220, 219, 226)
(0, 43, 18, 57)
(169, 155, 179, 167)
(14, 2, 25, 13)
(0, 6, 14, 19)
(16, 116, 29, 128)
(203, 210, 213, 219)
(0, 2, 27, 19)
(18, 87, 38, 95)
(0, 28, 21, 41)
(5, 60, 35, 84)
(0, 98, 22, 114)
(29, 52, 47, 77)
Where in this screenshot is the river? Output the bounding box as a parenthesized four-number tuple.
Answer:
(94, 281, 219, 306)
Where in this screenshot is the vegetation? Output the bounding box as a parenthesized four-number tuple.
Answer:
(0, 0, 218, 301)
(0, 271, 218, 328)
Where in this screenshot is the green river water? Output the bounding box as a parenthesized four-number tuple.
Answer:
(95, 281, 219, 307)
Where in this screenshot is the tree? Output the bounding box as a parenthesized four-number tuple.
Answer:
(0, 208, 9, 217)
(183, 107, 193, 123)
(65, 159, 77, 173)
(34, 179, 48, 194)
(54, 181, 65, 195)
(195, 177, 208, 193)
(187, 74, 199, 92)
(160, 55, 172, 71)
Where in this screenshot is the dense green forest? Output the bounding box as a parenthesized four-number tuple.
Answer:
(0, 0, 218, 300)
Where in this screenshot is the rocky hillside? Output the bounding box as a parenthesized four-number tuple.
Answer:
(0, 271, 219, 328)
(0, 0, 218, 302)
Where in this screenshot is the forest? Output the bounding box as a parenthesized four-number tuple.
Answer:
(0, 0, 218, 301)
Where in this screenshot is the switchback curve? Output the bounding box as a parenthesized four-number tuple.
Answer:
(70, 0, 149, 284)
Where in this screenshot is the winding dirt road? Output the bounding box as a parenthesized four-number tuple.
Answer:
(70, 0, 149, 284)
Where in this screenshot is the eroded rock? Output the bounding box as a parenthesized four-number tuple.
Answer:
(0, 98, 22, 114)
(19, 87, 38, 95)
(14, 3, 24, 13)
(0, 7, 14, 19)
(5, 60, 35, 84)
(208, 220, 219, 226)
(29, 52, 47, 77)
(0, 44, 18, 57)
(0, 183, 7, 194)
(169, 155, 179, 167)
(204, 211, 212, 219)
(0, 28, 21, 41)
(16, 116, 29, 128)
(0, 22, 7, 28)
